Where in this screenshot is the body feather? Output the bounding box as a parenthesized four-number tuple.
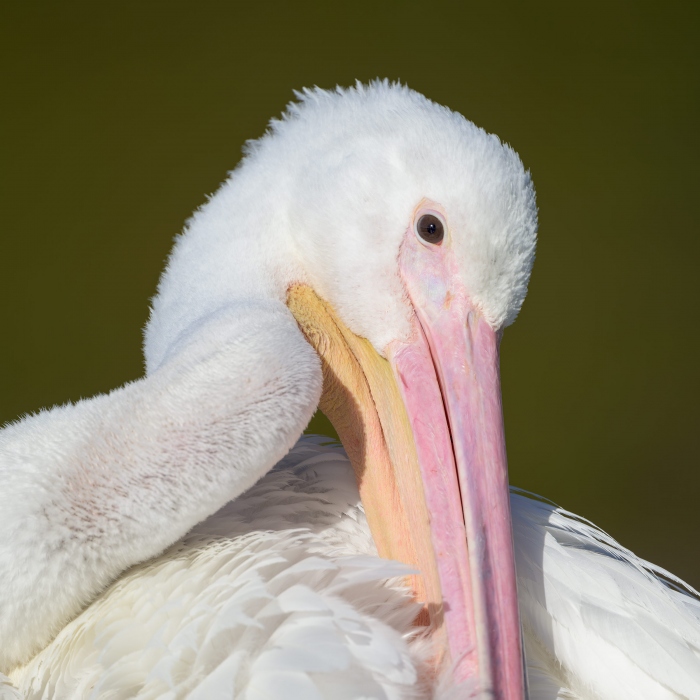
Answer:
(5, 439, 699, 699)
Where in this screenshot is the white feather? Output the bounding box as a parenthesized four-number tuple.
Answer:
(6, 440, 700, 699)
(9, 440, 428, 700)
(513, 489, 700, 699)
(0, 306, 321, 670)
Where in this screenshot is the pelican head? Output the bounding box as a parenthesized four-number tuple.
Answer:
(145, 81, 537, 698)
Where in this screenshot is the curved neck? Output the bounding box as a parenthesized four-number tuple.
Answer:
(143, 172, 305, 374)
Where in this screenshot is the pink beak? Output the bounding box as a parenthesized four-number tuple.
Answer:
(387, 220, 525, 697)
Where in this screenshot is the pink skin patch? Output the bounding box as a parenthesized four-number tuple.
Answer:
(387, 204, 524, 698)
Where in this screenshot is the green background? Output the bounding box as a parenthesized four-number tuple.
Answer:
(2, 2, 699, 586)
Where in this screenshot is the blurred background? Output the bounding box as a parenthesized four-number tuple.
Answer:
(2, 2, 699, 585)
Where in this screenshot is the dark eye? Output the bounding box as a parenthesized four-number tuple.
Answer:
(416, 214, 444, 245)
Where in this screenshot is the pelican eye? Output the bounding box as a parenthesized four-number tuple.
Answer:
(416, 214, 445, 245)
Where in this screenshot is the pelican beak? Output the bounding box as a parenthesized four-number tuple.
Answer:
(287, 224, 525, 697)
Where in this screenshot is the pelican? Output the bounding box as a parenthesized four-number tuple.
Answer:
(1, 81, 699, 700)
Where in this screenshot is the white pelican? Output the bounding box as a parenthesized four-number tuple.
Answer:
(1, 81, 699, 700)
